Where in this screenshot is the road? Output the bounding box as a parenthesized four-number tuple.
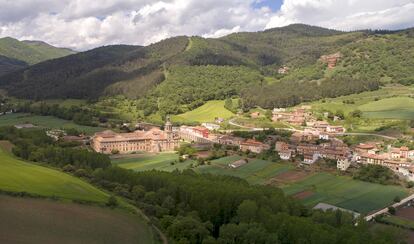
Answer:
(365, 193, 414, 221)
(228, 119, 397, 140)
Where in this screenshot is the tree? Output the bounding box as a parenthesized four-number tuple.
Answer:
(106, 195, 118, 208)
(388, 206, 396, 215)
(237, 200, 258, 223)
(350, 109, 363, 118)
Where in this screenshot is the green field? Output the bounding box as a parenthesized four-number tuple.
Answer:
(113, 153, 195, 172)
(359, 97, 414, 119)
(172, 100, 234, 123)
(282, 173, 408, 214)
(379, 215, 414, 230)
(0, 113, 104, 134)
(0, 195, 156, 244)
(0, 148, 109, 203)
(196, 156, 293, 185)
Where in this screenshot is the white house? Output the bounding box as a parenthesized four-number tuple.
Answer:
(279, 150, 292, 160)
(201, 123, 220, 131)
(337, 158, 351, 171)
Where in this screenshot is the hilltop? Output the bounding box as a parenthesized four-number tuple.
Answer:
(1, 24, 414, 117)
(0, 37, 75, 76)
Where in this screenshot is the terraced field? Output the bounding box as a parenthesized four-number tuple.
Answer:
(282, 173, 408, 214)
(0, 147, 108, 203)
(0, 113, 104, 134)
(172, 100, 234, 123)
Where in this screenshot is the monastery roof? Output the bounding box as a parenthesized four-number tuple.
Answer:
(94, 129, 168, 142)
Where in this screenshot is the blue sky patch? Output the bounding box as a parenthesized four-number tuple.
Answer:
(253, 0, 283, 11)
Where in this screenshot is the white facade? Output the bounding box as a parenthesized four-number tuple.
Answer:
(337, 158, 351, 171)
(201, 123, 220, 131)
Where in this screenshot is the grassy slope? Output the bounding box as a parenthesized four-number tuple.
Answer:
(0, 148, 108, 203)
(0, 37, 74, 65)
(172, 100, 234, 123)
(282, 173, 408, 214)
(0, 113, 104, 135)
(0, 195, 156, 244)
(358, 97, 414, 119)
(113, 153, 195, 172)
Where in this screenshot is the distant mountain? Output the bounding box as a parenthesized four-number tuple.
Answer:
(1, 24, 413, 113)
(0, 37, 75, 76)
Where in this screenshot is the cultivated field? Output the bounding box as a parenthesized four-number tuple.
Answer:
(281, 173, 408, 214)
(113, 152, 195, 172)
(172, 100, 234, 123)
(0, 148, 108, 203)
(0, 113, 104, 134)
(0, 195, 156, 244)
(195, 156, 294, 185)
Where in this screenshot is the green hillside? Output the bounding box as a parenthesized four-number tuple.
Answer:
(0, 146, 108, 203)
(172, 100, 234, 123)
(0, 37, 75, 65)
(1, 25, 414, 118)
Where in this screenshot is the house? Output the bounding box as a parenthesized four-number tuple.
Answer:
(251, 112, 261, 118)
(273, 108, 286, 113)
(275, 141, 290, 152)
(215, 117, 224, 124)
(303, 153, 319, 165)
(355, 143, 377, 153)
(216, 135, 244, 146)
(326, 125, 345, 133)
(319, 133, 329, 140)
(391, 148, 401, 159)
(278, 66, 290, 74)
(240, 139, 270, 154)
(179, 126, 211, 143)
(398, 167, 414, 182)
(408, 150, 414, 159)
(337, 157, 351, 171)
(320, 52, 342, 69)
(279, 150, 292, 160)
(313, 121, 330, 131)
(400, 146, 409, 158)
(201, 123, 220, 131)
(229, 159, 248, 168)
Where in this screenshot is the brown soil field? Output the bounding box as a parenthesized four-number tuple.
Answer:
(0, 195, 156, 244)
(292, 190, 314, 200)
(396, 206, 414, 221)
(273, 170, 309, 183)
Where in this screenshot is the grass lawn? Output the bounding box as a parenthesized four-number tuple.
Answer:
(0, 148, 109, 203)
(359, 97, 414, 120)
(0, 113, 104, 135)
(0, 195, 156, 244)
(113, 152, 195, 172)
(172, 100, 234, 123)
(282, 173, 408, 214)
(195, 156, 294, 185)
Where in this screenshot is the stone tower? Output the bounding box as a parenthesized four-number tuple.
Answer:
(165, 115, 173, 140)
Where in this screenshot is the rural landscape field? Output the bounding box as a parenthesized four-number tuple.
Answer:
(1, 1, 414, 243)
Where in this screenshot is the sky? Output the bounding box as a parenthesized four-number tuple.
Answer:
(0, 0, 413, 51)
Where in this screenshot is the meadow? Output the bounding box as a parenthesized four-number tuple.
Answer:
(113, 152, 195, 172)
(282, 173, 408, 214)
(358, 97, 414, 119)
(0, 147, 108, 203)
(0, 113, 104, 134)
(0, 195, 156, 244)
(172, 100, 234, 123)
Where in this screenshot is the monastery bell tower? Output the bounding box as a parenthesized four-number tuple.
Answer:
(165, 116, 173, 140)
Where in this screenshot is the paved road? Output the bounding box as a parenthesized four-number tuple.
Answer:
(365, 193, 414, 221)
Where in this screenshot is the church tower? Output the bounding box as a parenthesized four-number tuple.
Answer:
(165, 115, 173, 140)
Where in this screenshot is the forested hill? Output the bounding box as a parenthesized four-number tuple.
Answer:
(1, 24, 414, 113)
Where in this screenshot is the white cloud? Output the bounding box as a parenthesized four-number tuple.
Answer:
(266, 0, 414, 31)
(0, 0, 413, 50)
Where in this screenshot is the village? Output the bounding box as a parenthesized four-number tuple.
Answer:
(71, 105, 414, 185)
